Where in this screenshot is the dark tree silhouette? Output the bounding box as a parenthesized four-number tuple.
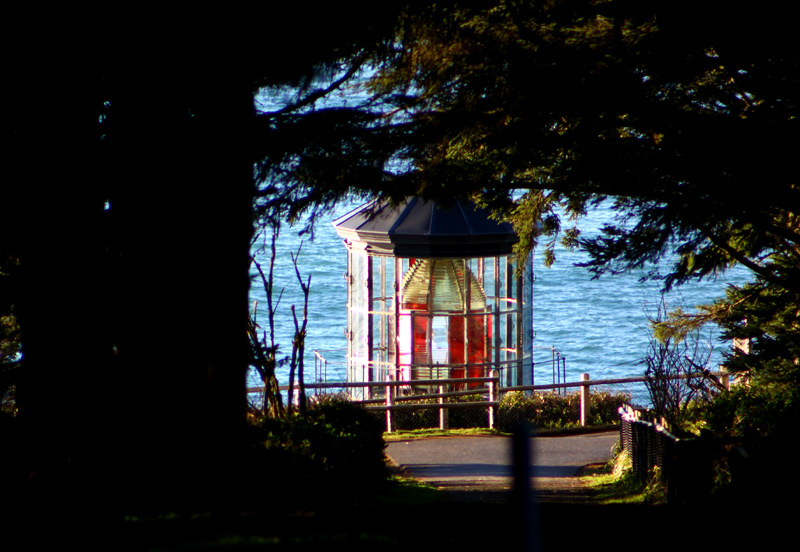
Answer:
(1, 6, 403, 526)
(3, 40, 257, 515)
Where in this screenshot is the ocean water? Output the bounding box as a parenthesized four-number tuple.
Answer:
(248, 201, 751, 390)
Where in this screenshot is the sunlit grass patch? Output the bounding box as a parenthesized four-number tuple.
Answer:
(383, 427, 503, 441)
(578, 450, 660, 505)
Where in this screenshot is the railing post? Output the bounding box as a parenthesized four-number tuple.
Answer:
(438, 383, 449, 430)
(488, 369, 498, 429)
(580, 373, 591, 426)
(386, 372, 394, 433)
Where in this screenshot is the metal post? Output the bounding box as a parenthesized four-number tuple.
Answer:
(516, 267, 524, 387)
(346, 248, 354, 389)
(488, 369, 498, 430)
(438, 383, 449, 430)
(580, 373, 591, 426)
(366, 256, 374, 399)
(386, 371, 395, 433)
(392, 257, 401, 386)
(463, 259, 470, 386)
(494, 257, 501, 383)
(379, 256, 387, 382)
(505, 256, 514, 387)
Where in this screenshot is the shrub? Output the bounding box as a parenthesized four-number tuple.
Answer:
(384, 393, 490, 430)
(498, 390, 630, 432)
(688, 383, 800, 440)
(391, 397, 438, 430)
(448, 393, 490, 429)
(249, 394, 388, 504)
(589, 391, 632, 425)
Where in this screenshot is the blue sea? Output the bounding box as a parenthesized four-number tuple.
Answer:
(248, 201, 751, 392)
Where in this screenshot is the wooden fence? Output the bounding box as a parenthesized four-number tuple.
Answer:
(618, 404, 714, 504)
(247, 370, 731, 432)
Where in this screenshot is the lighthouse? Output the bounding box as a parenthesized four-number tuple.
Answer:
(333, 197, 533, 398)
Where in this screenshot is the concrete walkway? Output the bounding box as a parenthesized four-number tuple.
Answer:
(386, 430, 620, 502)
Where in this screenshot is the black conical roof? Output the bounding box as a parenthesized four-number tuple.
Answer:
(333, 197, 518, 257)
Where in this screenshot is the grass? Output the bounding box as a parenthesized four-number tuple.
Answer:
(373, 474, 445, 505)
(383, 427, 502, 441)
(577, 450, 667, 505)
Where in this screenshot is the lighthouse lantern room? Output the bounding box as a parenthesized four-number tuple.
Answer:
(333, 198, 533, 399)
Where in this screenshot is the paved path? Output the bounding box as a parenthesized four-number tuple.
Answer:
(386, 430, 619, 501)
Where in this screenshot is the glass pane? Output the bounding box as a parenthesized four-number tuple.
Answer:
(401, 258, 487, 312)
(349, 252, 369, 389)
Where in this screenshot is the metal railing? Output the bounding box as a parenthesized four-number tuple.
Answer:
(248, 369, 734, 434)
(532, 346, 567, 388)
(249, 371, 719, 432)
(311, 347, 570, 389)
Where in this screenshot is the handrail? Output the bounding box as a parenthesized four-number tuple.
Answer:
(247, 370, 729, 395)
(248, 369, 732, 433)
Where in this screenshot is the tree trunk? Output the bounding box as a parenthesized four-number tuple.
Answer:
(7, 48, 256, 515)
(105, 58, 256, 511)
